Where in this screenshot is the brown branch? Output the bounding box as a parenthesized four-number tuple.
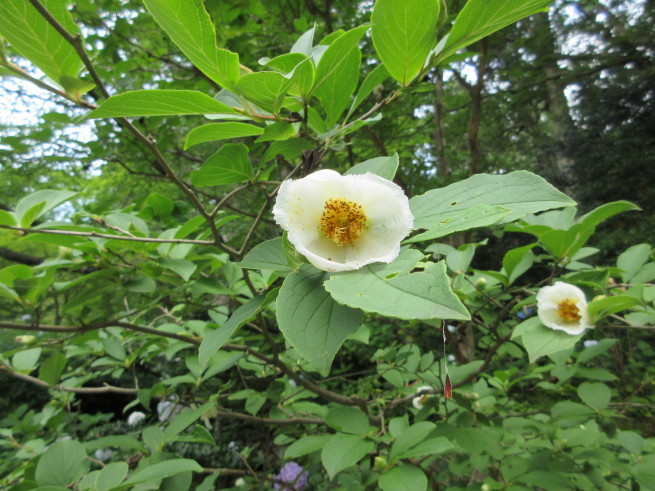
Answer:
(0, 224, 214, 245)
(0, 247, 44, 265)
(217, 408, 323, 426)
(1, 362, 138, 395)
(0, 321, 200, 346)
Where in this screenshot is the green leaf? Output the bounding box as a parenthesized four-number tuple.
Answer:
(617, 244, 651, 282)
(124, 276, 156, 293)
(0, 209, 16, 226)
(35, 440, 87, 487)
(291, 25, 315, 56)
(198, 291, 277, 369)
(410, 171, 575, 231)
(174, 424, 217, 445)
(347, 64, 390, 117)
(235, 71, 287, 113)
(163, 402, 214, 442)
(437, 0, 552, 63)
(538, 223, 594, 260)
(142, 426, 166, 452)
(321, 434, 374, 480)
(119, 459, 202, 488)
(255, 122, 296, 143)
(143, 0, 240, 90)
(0, 0, 83, 89)
(324, 251, 470, 321)
(371, 0, 439, 85)
(160, 258, 197, 282)
(587, 295, 639, 320)
(12, 348, 41, 373)
(577, 200, 640, 229)
(190, 143, 252, 186)
(397, 436, 452, 459)
(577, 382, 611, 411)
(512, 317, 581, 363)
(313, 26, 368, 126)
(262, 138, 313, 163)
(184, 123, 263, 149)
(389, 422, 435, 462)
(95, 462, 128, 491)
(87, 90, 241, 119)
(344, 154, 399, 181)
(502, 243, 536, 285)
(276, 265, 363, 376)
(405, 204, 511, 243)
(38, 352, 66, 386)
(285, 435, 333, 459)
(325, 406, 369, 435)
(379, 464, 428, 491)
(15, 189, 78, 227)
(237, 238, 293, 271)
(282, 57, 316, 99)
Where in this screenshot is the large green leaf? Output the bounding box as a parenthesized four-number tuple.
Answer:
(371, 0, 440, 85)
(144, 0, 240, 90)
(321, 434, 374, 480)
(184, 123, 264, 149)
(198, 291, 277, 369)
(437, 0, 553, 63)
(0, 0, 83, 89)
(410, 171, 575, 231)
(324, 250, 469, 321)
(511, 316, 581, 363)
(276, 265, 363, 376)
(313, 26, 368, 126)
(35, 440, 87, 487)
(405, 204, 511, 243)
(190, 143, 252, 186)
(87, 90, 241, 119)
(379, 464, 428, 491)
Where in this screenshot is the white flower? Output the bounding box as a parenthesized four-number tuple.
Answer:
(127, 411, 146, 426)
(583, 340, 599, 348)
(412, 385, 433, 410)
(273, 169, 413, 272)
(536, 282, 593, 335)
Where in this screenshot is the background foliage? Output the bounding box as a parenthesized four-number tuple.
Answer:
(1, 0, 654, 489)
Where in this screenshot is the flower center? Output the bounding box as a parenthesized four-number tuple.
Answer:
(319, 198, 367, 246)
(557, 298, 581, 322)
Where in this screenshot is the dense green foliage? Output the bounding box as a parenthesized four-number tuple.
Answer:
(1, 0, 654, 489)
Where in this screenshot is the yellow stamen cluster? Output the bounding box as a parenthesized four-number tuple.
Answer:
(319, 198, 367, 246)
(557, 298, 581, 322)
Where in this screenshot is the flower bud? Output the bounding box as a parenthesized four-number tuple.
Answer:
(15, 335, 37, 345)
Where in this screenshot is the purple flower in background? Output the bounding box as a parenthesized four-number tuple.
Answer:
(274, 461, 309, 491)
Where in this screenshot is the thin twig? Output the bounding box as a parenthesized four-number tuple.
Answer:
(0, 224, 214, 245)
